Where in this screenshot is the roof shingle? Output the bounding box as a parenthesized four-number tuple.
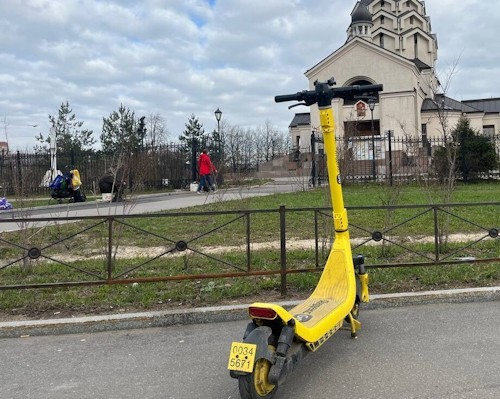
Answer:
(462, 99, 500, 113)
(289, 113, 311, 128)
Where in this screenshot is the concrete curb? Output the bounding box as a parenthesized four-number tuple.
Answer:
(0, 287, 498, 339)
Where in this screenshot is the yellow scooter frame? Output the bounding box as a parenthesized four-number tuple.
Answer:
(229, 79, 383, 399)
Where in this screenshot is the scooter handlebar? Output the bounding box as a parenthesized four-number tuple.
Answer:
(275, 83, 383, 106)
(275, 93, 304, 103)
(334, 84, 383, 97)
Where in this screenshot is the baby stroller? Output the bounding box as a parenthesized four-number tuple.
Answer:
(49, 168, 86, 203)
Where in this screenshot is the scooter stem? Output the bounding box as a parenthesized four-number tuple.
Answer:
(319, 106, 349, 234)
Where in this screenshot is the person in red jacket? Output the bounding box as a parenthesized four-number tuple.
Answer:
(197, 149, 217, 193)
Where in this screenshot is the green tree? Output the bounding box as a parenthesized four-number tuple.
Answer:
(100, 105, 139, 153)
(454, 117, 498, 181)
(34, 101, 95, 154)
(433, 116, 498, 182)
(179, 114, 205, 151)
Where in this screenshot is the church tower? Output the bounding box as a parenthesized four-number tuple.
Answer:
(348, 2, 374, 41)
(349, 0, 438, 69)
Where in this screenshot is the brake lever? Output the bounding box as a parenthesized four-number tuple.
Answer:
(288, 102, 307, 109)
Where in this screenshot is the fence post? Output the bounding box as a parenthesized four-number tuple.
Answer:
(107, 217, 114, 280)
(191, 139, 197, 183)
(310, 132, 316, 187)
(246, 212, 251, 271)
(279, 205, 287, 296)
(16, 151, 23, 195)
(387, 130, 393, 186)
(433, 207, 440, 262)
(314, 209, 319, 267)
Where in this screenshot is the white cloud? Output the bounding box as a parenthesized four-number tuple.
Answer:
(1, 0, 499, 150)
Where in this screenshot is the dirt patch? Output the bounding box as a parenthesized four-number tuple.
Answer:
(11, 232, 490, 264)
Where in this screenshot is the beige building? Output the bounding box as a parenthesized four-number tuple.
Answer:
(0, 141, 8, 154)
(289, 0, 500, 162)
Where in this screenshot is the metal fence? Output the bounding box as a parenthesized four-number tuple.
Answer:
(301, 134, 500, 184)
(1, 134, 499, 197)
(1, 203, 498, 292)
(0, 141, 278, 197)
(0, 143, 193, 196)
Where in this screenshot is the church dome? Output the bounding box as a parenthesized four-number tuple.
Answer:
(351, 4, 373, 24)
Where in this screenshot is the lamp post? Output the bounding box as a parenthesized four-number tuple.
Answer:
(49, 125, 58, 183)
(310, 130, 323, 187)
(368, 99, 377, 181)
(214, 108, 222, 184)
(215, 108, 222, 154)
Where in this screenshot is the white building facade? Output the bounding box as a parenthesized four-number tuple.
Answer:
(289, 0, 500, 159)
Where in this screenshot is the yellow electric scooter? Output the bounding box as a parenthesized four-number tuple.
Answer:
(228, 79, 383, 398)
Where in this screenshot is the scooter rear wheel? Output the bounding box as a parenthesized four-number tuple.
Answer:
(238, 356, 277, 399)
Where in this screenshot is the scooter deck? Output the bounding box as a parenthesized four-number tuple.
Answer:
(290, 250, 347, 326)
(251, 243, 356, 344)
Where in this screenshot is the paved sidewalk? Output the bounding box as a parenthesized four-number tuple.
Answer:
(1, 286, 497, 338)
(0, 178, 302, 232)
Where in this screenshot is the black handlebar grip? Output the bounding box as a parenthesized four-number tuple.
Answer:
(275, 94, 299, 103)
(352, 84, 383, 93)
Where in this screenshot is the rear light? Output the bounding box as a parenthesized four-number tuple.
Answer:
(249, 307, 277, 320)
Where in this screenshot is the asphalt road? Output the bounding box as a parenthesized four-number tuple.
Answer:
(1, 301, 498, 399)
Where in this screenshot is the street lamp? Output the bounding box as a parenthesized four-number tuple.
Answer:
(215, 108, 222, 147)
(214, 108, 223, 184)
(215, 107, 222, 125)
(368, 99, 377, 181)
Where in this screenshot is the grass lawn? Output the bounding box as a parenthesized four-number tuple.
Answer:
(0, 180, 498, 318)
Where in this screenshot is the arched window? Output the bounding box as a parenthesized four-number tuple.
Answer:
(344, 79, 379, 106)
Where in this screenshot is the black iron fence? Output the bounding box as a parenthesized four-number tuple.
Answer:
(0, 141, 279, 197)
(0, 143, 192, 197)
(0, 203, 498, 292)
(1, 134, 499, 197)
(301, 134, 500, 184)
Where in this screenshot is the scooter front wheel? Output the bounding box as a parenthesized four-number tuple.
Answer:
(238, 357, 277, 399)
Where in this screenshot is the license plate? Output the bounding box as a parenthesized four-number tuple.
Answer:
(227, 342, 257, 373)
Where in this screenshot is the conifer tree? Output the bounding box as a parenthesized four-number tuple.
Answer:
(179, 114, 205, 151)
(100, 105, 138, 154)
(34, 101, 95, 154)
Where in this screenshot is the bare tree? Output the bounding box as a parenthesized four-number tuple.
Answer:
(337, 110, 360, 183)
(224, 123, 245, 174)
(146, 112, 169, 148)
(255, 120, 282, 164)
(421, 58, 461, 249)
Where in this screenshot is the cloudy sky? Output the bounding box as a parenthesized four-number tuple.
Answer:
(1, 0, 499, 150)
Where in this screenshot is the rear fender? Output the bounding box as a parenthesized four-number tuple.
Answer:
(243, 326, 275, 363)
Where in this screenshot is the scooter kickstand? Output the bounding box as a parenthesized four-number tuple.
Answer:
(346, 312, 361, 339)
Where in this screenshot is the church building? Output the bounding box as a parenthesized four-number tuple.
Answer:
(289, 0, 500, 169)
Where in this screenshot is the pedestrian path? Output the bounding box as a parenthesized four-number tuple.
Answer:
(0, 178, 301, 232)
